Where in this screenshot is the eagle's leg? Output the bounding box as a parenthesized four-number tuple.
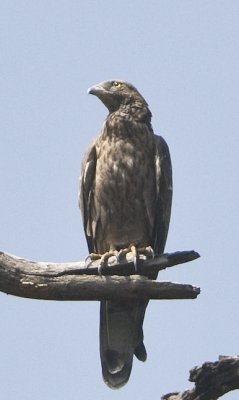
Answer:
(85, 251, 119, 274)
(98, 250, 120, 275)
(118, 245, 154, 272)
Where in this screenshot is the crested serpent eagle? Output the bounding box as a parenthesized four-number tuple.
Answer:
(79, 80, 172, 388)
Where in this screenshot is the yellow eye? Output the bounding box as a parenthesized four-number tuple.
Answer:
(113, 81, 122, 88)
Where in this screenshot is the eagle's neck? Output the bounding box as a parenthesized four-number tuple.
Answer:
(119, 100, 152, 123)
(102, 107, 153, 142)
(106, 98, 152, 127)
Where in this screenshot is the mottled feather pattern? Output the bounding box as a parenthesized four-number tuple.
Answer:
(93, 116, 156, 253)
(80, 80, 172, 388)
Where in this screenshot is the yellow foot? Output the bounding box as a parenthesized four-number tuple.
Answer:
(118, 245, 154, 272)
(85, 251, 119, 275)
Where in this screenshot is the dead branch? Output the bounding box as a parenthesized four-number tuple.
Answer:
(162, 356, 239, 400)
(0, 250, 200, 301)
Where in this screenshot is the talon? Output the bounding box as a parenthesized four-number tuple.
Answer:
(117, 245, 154, 273)
(98, 264, 103, 276)
(117, 245, 139, 271)
(85, 254, 96, 268)
(84, 252, 103, 268)
(84, 255, 92, 267)
(100, 251, 118, 265)
(130, 245, 138, 272)
(90, 250, 119, 275)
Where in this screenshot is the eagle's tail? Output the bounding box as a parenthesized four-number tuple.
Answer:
(100, 299, 148, 389)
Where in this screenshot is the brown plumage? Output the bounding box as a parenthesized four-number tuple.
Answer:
(79, 80, 172, 388)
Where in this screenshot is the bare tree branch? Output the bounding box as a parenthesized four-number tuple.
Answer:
(0, 250, 200, 301)
(162, 356, 239, 400)
(3, 249, 237, 399)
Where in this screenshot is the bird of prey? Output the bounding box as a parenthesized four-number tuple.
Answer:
(79, 80, 172, 389)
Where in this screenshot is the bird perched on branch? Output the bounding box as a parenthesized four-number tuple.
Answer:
(79, 80, 172, 388)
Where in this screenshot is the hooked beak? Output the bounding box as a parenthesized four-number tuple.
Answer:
(87, 81, 119, 113)
(87, 84, 105, 96)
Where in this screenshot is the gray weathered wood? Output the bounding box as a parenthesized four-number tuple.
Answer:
(0, 250, 200, 301)
(162, 356, 239, 400)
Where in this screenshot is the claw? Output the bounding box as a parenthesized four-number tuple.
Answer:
(97, 263, 103, 276)
(84, 255, 91, 267)
(117, 245, 139, 272)
(100, 250, 118, 264)
(85, 246, 154, 275)
(84, 252, 103, 268)
(130, 245, 138, 272)
(117, 245, 154, 273)
(84, 254, 96, 268)
(84, 251, 118, 273)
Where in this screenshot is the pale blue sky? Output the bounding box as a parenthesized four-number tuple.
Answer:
(1, 1, 239, 399)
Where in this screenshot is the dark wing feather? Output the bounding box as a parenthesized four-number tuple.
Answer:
(153, 134, 173, 255)
(79, 142, 97, 254)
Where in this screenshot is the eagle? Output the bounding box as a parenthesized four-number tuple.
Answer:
(79, 80, 172, 389)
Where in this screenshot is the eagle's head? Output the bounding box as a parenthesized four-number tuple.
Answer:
(88, 80, 151, 122)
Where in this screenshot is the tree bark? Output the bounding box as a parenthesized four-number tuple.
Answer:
(0, 250, 200, 301)
(2, 250, 237, 398)
(162, 356, 239, 400)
